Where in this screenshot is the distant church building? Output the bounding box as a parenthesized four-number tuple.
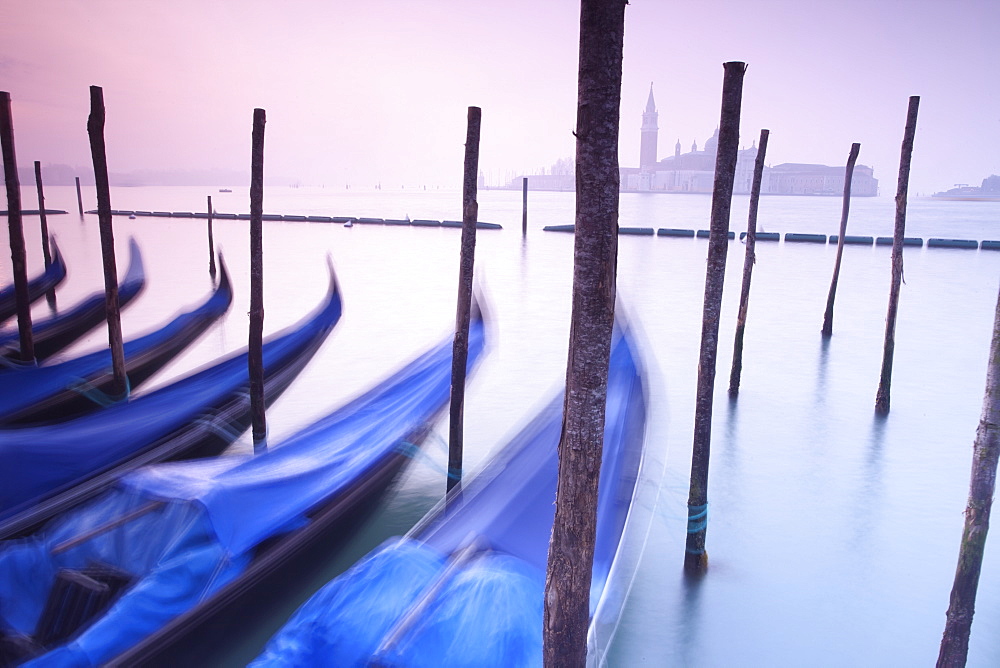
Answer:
(621, 84, 879, 196)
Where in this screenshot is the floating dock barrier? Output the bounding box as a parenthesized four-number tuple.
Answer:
(927, 238, 979, 249)
(738, 232, 780, 241)
(981, 240, 1000, 251)
(1, 209, 68, 215)
(542, 225, 653, 235)
(876, 236, 923, 246)
(99, 210, 501, 229)
(785, 233, 826, 243)
(829, 235, 874, 245)
(657, 228, 695, 237)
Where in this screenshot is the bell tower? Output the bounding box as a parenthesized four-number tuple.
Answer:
(640, 83, 658, 171)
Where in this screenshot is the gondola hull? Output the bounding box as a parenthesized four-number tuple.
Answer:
(0, 264, 343, 539)
(0, 256, 230, 426)
(0, 306, 486, 667)
(249, 323, 648, 667)
(0, 240, 66, 323)
(0, 238, 146, 366)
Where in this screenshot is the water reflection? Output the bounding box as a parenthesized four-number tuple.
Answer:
(677, 570, 706, 667)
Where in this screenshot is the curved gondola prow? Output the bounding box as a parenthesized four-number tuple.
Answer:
(0, 250, 236, 426)
(214, 252, 233, 307)
(0, 264, 345, 540)
(0, 238, 146, 365)
(587, 308, 665, 667)
(0, 235, 67, 323)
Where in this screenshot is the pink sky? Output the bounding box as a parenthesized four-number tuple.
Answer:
(1, 0, 997, 194)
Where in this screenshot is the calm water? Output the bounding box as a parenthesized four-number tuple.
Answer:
(6, 185, 1000, 666)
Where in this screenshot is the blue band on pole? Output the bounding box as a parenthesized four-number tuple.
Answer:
(686, 503, 708, 533)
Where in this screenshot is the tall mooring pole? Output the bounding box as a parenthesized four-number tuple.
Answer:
(0, 91, 34, 363)
(685, 61, 747, 575)
(543, 1, 625, 664)
(447, 105, 481, 493)
(249, 108, 267, 453)
(875, 96, 919, 415)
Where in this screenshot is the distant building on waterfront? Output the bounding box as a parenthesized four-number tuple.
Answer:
(621, 84, 878, 196)
(504, 85, 879, 196)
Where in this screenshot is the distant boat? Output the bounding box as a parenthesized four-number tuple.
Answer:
(932, 175, 1000, 202)
(218, 188, 232, 193)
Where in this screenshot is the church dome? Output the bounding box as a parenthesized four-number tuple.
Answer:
(703, 127, 720, 154)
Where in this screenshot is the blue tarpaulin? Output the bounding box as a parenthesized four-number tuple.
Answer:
(252, 325, 647, 667)
(0, 243, 224, 423)
(0, 238, 146, 364)
(0, 274, 340, 523)
(0, 313, 485, 666)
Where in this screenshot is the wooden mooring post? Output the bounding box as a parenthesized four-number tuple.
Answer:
(34, 161, 56, 309)
(822, 142, 861, 337)
(0, 91, 35, 363)
(207, 195, 216, 278)
(685, 61, 747, 575)
(875, 96, 919, 415)
(522, 176, 528, 235)
(447, 105, 481, 493)
(542, 0, 624, 663)
(937, 279, 1000, 666)
(75, 176, 84, 217)
(728, 128, 769, 396)
(249, 108, 267, 454)
(87, 85, 127, 399)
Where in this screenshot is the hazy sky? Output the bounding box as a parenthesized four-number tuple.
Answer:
(2, 0, 997, 194)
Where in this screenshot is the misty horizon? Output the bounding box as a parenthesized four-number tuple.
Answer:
(1, 1, 997, 197)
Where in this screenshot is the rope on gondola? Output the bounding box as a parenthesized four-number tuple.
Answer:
(396, 438, 460, 481)
(67, 373, 131, 406)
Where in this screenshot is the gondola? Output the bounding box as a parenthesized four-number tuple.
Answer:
(0, 303, 486, 667)
(0, 238, 146, 366)
(0, 260, 343, 542)
(0, 253, 228, 426)
(250, 323, 648, 667)
(0, 240, 67, 323)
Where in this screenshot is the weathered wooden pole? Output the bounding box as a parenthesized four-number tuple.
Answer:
(34, 162, 52, 267)
(447, 105, 481, 493)
(728, 128, 769, 396)
(821, 142, 861, 337)
(875, 96, 919, 415)
(34, 161, 56, 309)
(249, 108, 267, 454)
(207, 194, 216, 278)
(937, 279, 1000, 667)
(522, 176, 528, 235)
(684, 61, 747, 575)
(542, 0, 624, 663)
(87, 85, 127, 399)
(75, 176, 84, 217)
(0, 91, 35, 363)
